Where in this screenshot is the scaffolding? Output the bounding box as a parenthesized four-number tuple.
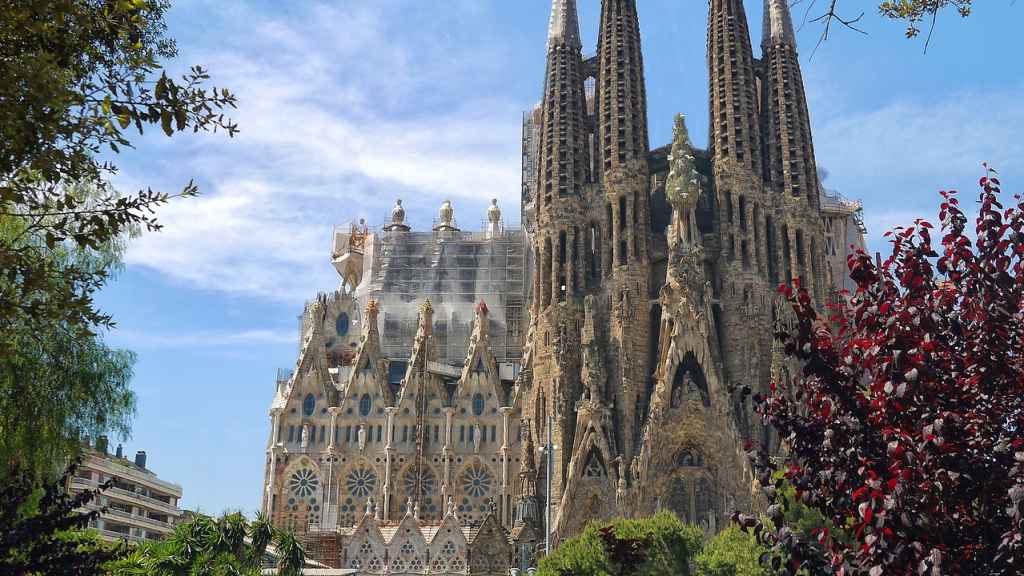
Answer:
(360, 226, 528, 367)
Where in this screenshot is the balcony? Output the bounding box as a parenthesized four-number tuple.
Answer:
(100, 506, 176, 534)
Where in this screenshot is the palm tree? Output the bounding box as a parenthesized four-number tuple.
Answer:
(106, 511, 305, 576)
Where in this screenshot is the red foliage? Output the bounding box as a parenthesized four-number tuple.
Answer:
(749, 168, 1024, 574)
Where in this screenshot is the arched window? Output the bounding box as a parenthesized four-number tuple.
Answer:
(336, 312, 350, 336)
(303, 394, 316, 416)
(472, 393, 485, 416)
(359, 393, 372, 417)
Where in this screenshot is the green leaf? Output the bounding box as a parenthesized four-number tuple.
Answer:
(160, 110, 173, 136)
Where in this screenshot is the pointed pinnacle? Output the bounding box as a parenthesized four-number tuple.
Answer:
(763, 0, 796, 47)
(548, 0, 581, 50)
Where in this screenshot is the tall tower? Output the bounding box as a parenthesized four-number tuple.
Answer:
(762, 0, 817, 204)
(596, 0, 651, 462)
(708, 0, 762, 176)
(529, 0, 590, 510)
(762, 0, 826, 299)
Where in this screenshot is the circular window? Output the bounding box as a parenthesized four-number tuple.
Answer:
(336, 312, 350, 336)
(359, 393, 372, 417)
(346, 467, 378, 499)
(288, 468, 319, 499)
(472, 393, 485, 416)
(303, 394, 316, 416)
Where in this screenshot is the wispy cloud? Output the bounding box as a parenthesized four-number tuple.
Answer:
(109, 328, 296, 349)
(121, 1, 525, 303)
(813, 83, 1024, 252)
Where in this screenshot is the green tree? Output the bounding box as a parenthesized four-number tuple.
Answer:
(537, 512, 704, 576)
(107, 512, 306, 576)
(0, 0, 236, 477)
(695, 526, 768, 576)
(0, 201, 136, 480)
(0, 461, 124, 575)
(0, 0, 237, 349)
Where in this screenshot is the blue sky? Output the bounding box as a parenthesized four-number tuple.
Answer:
(95, 0, 1023, 516)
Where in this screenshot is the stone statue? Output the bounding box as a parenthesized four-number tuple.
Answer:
(301, 425, 309, 449)
(671, 380, 684, 409)
(474, 424, 483, 454)
(406, 497, 414, 517)
(414, 500, 421, 521)
(358, 424, 367, 452)
(365, 496, 373, 519)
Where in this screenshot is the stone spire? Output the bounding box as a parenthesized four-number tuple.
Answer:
(708, 0, 762, 175)
(537, 0, 589, 209)
(762, 0, 819, 205)
(762, 0, 796, 47)
(597, 0, 649, 170)
(596, 0, 653, 466)
(548, 0, 581, 50)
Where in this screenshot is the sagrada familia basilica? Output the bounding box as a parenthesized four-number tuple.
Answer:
(261, 0, 867, 573)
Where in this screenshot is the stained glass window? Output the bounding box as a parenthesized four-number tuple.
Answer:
(472, 393, 484, 416)
(359, 393, 372, 416)
(336, 312, 350, 336)
(303, 394, 315, 416)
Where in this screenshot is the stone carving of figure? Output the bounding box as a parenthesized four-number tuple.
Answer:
(474, 424, 483, 454)
(671, 380, 684, 409)
(414, 500, 421, 521)
(358, 424, 367, 452)
(301, 425, 310, 449)
(582, 339, 605, 403)
(631, 456, 641, 485)
(406, 497, 414, 517)
(684, 372, 703, 407)
(365, 497, 373, 519)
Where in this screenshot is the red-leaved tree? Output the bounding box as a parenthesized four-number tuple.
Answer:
(742, 168, 1024, 575)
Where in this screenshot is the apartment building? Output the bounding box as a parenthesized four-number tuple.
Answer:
(70, 437, 184, 543)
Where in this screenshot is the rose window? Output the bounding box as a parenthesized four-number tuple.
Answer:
(359, 541, 372, 556)
(367, 556, 382, 571)
(442, 540, 456, 555)
(346, 467, 378, 499)
(401, 542, 415, 556)
(462, 463, 492, 498)
(402, 466, 436, 498)
(288, 468, 319, 500)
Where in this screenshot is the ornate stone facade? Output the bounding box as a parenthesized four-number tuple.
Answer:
(262, 1, 868, 572)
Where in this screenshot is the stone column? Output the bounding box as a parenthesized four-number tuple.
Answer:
(384, 407, 397, 523)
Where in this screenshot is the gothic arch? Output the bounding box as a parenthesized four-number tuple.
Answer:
(280, 457, 323, 533)
(338, 459, 382, 527)
(669, 353, 710, 410)
(397, 463, 440, 521)
(456, 458, 497, 524)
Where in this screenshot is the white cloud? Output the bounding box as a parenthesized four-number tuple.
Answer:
(121, 1, 525, 303)
(109, 328, 296, 349)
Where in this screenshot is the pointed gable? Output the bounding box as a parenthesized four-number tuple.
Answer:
(343, 299, 392, 408)
(469, 507, 511, 574)
(426, 500, 468, 574)
(386, 507, 429, 573)
(457, 300, 503, 403)
(346, 499, 387, 572)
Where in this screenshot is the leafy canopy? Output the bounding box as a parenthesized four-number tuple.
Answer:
(107, 511, 306, 576)
(538, 512, 704, 576)
(746, 168, 1024, 574)
(0, 0, 237, 352)
(695, 525, 769, 576)
(0, 461, 124, 575)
